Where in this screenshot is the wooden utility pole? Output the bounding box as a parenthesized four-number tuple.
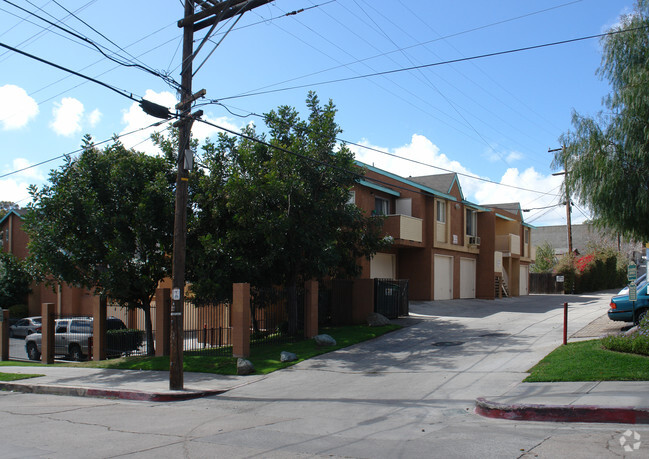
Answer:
(170, 0, 276, 391)
(549, 146, 573, 256)
(170, 0, 195, 391)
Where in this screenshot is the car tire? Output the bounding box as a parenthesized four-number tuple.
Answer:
(635, 309, 648, 325)
(26, 342, 40, 361)
(69, 344, 83, 361)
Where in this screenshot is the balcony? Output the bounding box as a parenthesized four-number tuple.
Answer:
(495, 233, 520, 256)
(383, 214, 423, 247)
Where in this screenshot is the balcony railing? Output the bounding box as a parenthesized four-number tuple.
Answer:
(495, 233, 520, 256)
(383, 214, 423, 245)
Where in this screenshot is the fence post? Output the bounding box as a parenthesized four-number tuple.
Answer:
(155, 288, 171, 356)
(41, 302, 55, 364)
(232, 283, 250, 358)
(304, 280, 318, 338)
(0, 309, 9, 361)
(352, 279, 375, 325)
(92, 296, 107, 361)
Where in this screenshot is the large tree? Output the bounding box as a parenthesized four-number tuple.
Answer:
(24, 136, 175, 354)
(0, 252, 32, 309)
(188, 92, 387, 333)
(555, 0, 649, 240)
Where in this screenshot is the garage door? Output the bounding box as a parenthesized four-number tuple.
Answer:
(370, 253, 396, 279)
(460, 258, 476, 299)
(434, 255, 453, 300)
(520, 265, 529, 295)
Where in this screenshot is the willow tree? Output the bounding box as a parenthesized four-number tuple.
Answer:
(554, 0, 649, 241)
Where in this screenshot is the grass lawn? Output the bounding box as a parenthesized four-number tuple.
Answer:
(525, 339, 649, 382)
(3, 324, 400, 376)
(0, 372, 44, 381)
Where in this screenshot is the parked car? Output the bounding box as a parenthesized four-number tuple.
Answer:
(25, 316, 127, 361)
(609, 279, 649, 324)
(9, 316, 41, 338)
(618, 272, 647, 295)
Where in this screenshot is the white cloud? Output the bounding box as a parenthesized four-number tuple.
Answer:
(87, 108, 102, 127)
(350, 133, 588, 227)
(0, 84, 39, 130)
(0, 157, 47, 204)
(120, 89, 243, 155)
(50, 97, 84, 136)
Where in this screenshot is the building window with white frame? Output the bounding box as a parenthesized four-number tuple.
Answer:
(436, 200, 446, 223)
(466, 209, 477, 237)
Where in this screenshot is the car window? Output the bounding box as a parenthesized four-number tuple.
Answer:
(55, 321, 68, 333)
(70, 320, 92, 334)
(16, 319, 27, 326)
(32, 318, 42, 324)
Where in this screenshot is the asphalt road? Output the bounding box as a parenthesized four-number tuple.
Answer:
(1, 292, 646, 458)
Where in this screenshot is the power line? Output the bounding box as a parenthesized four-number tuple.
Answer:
(0, 118, 175, 180)
(0, 39, 141, 102)
(2, 0, 181, 90)
(216, 25, 649, 102)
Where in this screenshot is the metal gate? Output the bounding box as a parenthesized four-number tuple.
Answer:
(374, 279, 409, 319)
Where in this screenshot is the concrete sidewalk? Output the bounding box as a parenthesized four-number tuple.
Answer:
(2, 365, 648, 424)
(0, 365, 266, 402)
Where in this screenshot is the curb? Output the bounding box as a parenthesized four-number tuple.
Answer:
(0, 382, 225, 402)
(475, 397, 649, 424)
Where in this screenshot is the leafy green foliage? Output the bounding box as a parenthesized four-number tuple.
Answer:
(0, 252, 32, 309)
(24, 136, 175, 354)
(602, 315, 649, 356)
(555, 1, 649, 240)
(186, 93, 388, 334)
(554, 249, 625, 293)
(530, 241, 556, 273)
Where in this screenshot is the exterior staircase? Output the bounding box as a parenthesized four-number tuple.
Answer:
(495, 275, 509, 298)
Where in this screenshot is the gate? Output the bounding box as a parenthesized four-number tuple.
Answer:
(374, 279, 409, 319)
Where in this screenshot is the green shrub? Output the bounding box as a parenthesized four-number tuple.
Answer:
(106, 329, 144, 356)
(8, 304, 28, 319)
(602, 315, 649, 357)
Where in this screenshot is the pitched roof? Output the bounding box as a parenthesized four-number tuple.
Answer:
(409, 174, 456, 194)
(0, 208, 28, 226)
(482, 203, 522, 216)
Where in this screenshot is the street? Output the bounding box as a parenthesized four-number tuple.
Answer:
(1, 292, 646, 458)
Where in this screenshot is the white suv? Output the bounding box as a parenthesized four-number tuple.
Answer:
(25, 317, 126, 361)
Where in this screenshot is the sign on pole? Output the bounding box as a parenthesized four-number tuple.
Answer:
(628, 262, 637, 281)
(630, 283, 638, 302)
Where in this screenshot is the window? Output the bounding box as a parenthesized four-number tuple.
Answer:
(374, 197, 389, 216)
(347, 190, 356, 205)
(466, 209, 477, 237)
(55, 321, 68, 334)
(436, 200, 446, 223)
(524, 228, 529, 244)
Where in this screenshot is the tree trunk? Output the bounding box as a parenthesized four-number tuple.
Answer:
(142, 302, 155, 356)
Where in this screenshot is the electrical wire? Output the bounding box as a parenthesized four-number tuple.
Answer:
(0, 118, 176, 180)
(1, 0, 181, 90)
(216, 24, 649, 102)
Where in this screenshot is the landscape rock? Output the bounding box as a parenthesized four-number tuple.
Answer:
(314, 334, 336, 347)
(624, 325, 639, 336)
(236, 358, 255, 375)
(280, 351, 297, 362)
(367, 312, 390, 327)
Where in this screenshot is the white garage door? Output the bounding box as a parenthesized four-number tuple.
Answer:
(460, 258, 476, 299)
(434, 255, 453, 300)
(370, 253, 396, 279)
(520, 265, 529, 295)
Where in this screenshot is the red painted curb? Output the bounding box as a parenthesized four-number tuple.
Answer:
(476, 397, 649, 424)
(0, 382, 224, 402)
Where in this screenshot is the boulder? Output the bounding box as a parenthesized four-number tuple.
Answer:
(280, 351, 297, 362)
(236, 358, 255, 375)
(367, 312, 390, 327)
(314, 334, 336, 347)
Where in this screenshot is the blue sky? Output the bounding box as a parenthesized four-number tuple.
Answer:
(0, 0, 635, 226)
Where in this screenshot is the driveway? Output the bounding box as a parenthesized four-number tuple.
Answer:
(2, 291, 644, 458)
